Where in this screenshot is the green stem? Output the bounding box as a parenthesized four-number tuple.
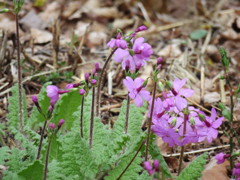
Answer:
(145, 81, 157, 161)
(37, 120, 48, 160)
(15, 13, 23, 131)
(116, 140, 145, 180)
(80, 96, 84, 138)
(125, 95, 130, 134)
(89, 87, 95, 148)
(178, 113, 188, 175)
(96, 48, 117, 117)
(43, 136, 52, 180)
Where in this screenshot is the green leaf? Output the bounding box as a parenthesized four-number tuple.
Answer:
(0, 8, 10, 13)
(7, 84, 28, 133)
(18, 160, 44, 180)
(52, 89, 82, 130)
(48, 160, 66, 179)
(219, 47, 230, 70)
(190, 29, 207, 40)
(222, 108, 231, 120)
(177, 153, 208, 180)
(149, 135, 172, 178)
(0, 146, 10, 165)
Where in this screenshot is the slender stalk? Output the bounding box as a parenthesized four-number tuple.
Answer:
(80, 96, 84, 138)
(43, 136, 52, 180)
(96, 48, 117, 117)
(145, 81, 157, 161)
(37, 120, 48, 160)
(226, 74, 234, 169)
(89, 87, 95, 148)
(117, 140, 145, 180)
(178, 113, 188, 175)
(16, 13, 23, 131)
(125, 95, 130, 134)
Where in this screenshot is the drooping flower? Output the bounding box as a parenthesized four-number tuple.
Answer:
(123, 77, 151, 107)
(107, 33, 128, 49)
(215, 153, 227, 164)
(46, 85, 59, 105)
(196, 108, 223, 143)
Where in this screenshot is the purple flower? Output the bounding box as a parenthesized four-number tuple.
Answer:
(58, 119, 65, 128)
(143, 161, 155, 175)
(49, 123, 56, 130)
(215, 153, 226, 164)
(46, 85, 59, 105)
(123, 77, 151, 107)
(196, 108, 223, 143)
(168, 78, 194, 111)
(135, 25, 148, 32)
(132, 37, 153, 62)
(107, 33, 128, 49)
(152, 122, 181, 147)
(79, 89, 85, 95)
(148, 98, 165, 122)
(91, 79, 97, 85)
(32, 95, 38, 103)
(233, 168, 240, 177)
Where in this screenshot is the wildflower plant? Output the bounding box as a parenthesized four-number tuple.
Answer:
(0, 26, 226, 180)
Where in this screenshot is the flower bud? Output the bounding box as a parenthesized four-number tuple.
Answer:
(135, 25, 148, 32)
(84, 73, 90, 83)
(49, 123, 56, 130)
(157, 57, 163, 65)
(58, 119, 65, 129)
(153, 160, 160, 171)
(95, 63, 100, 72)
(66, 84, 74, 89)
(32, 95, 38, 104)
(79, 89, 85, 95)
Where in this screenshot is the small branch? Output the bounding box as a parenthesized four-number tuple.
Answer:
(125, 95, 130, 134)
(145, 81, 157, 161)
(89, 87, 95, 148)
(52, 20, 60, 69)
(96, 48, 117, 117)
(117, 140, 145, 180)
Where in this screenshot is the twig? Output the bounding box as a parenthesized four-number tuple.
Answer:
(163, 144, 230, 157)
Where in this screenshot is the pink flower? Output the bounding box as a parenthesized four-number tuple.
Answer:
(91, 79, 97, 85)
(107, 33, 128, 49)
(215, 153, 226, 164)
(32, 95, 38, 103)
(46, 85, 59, 105)
(49, 123, 56, 130)
(153, 160, 160, 171)
(135, 25, 148, 32)
(196, 108, 223, 143)
(79, 89, 85, 95)
(168, 78, 194, 111)
(143, 161, 155, 175)
(123, 77, 151, 107)
(132, 37, 153, 62)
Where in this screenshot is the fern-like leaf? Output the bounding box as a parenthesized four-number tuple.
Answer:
(176, 153, 208, 180)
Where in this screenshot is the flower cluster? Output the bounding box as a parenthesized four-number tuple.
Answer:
(233, 163, 240, 180)
(107, 26, 153, 73)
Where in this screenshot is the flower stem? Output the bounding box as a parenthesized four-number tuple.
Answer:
(117, 140, 145, 180)
(80, 96, 84, 138)
(89, 87, 95, 148)
(96, 48, 117, 117)
(36, 120, 48, 160)
(145, 81, 157, 161)
(15, 12, 23, 131)
(226, 74, 234, 170)
(178, 113, 188, 175)
(125, 95, 130, 134)
(43, 136, 52, 180)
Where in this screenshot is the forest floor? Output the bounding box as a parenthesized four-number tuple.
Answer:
(0, 0, 240, 179)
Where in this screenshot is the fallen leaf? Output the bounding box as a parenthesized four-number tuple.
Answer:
(30, 28, 53, 44)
